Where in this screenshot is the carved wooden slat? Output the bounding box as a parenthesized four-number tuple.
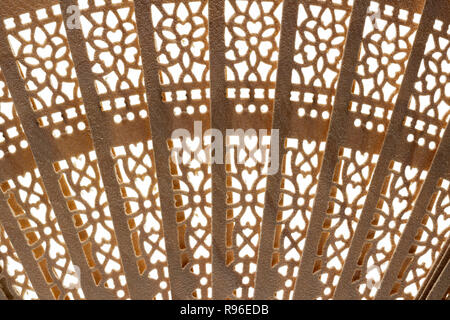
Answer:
(255, 0, 355, 300)
(292, 0, 426, 300)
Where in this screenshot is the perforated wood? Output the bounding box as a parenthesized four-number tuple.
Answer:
(0, 55, 88, 300)
(0, 0, 448, 301)
(0, 0, 135, 299)
(368, 122, 449, 300)
(255, 0, 355, 300)
(424, 251, 449, 300)
(334, 0, 450, 299)
(0, 223, 37, 300)
(61, 0, 174, 299)
(292, 0, 426, 300)
(209, 0, 283, 299)
(133, 0, 214, 299)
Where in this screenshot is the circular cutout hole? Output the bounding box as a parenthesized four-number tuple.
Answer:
(418, 137, 425, 146)
(113, 115, 122, 124)
(407, 134, 414, 142)
(298, 108, 306, 117)
(174, 107, 182, 116)
(199, 105, 207, 114)
(78, 122, 86, 131)
(139, 110, 148, 118)
(52, 130, 61, 138)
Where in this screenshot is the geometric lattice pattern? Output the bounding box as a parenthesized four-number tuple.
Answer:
(0, 0, 448, 301)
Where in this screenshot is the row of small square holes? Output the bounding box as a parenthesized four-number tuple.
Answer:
(78, 0, 126, 10)
(163, 89, 210, 103)
(37, 107, 88, 139)
(227, 88, 275, 100)
(403, 113, 446, 150)
(38, 106, 86, 128)
(100, 95, 147, 112)
(368, 1, 421, 24)
(403, 116, 441, 137)
(3, 5, 62, 30)
(349, 101, 393, 120)
(290, 91, 335, 106)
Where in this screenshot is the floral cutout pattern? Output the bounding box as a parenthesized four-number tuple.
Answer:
(222, 0, 282, 299)
(4, 4, 88, 141)
(168, 137, 212, 299)
(352, 161, 427, 299)
(225, 136, 272, 299)
(272, 139, 325, 300)
(151, 1, 213, 298)
(313, 147, 378, 299)
(151, 1, 210, 117)
(0, 70, 29, 160)
(349, 1, 421, 133)
(389, 178, 449, 300)
(112, 142, 171, 300)
(0, 170, 84, 300)
(403, 20, 450, 151)
(0, 224, 38, 300)
(78, 0, 149, 123)
(290, 0, 353, 120)
(224, 0, 282, 113)
(54, 151, 129, 299)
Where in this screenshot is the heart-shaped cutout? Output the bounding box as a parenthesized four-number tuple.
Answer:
(18, 172, 32, 188)
(107, 30, 123, 43)
(30, 203, 48, 224)
(130, 142, 144, 158)
(318, 26, 332, 41)
(247, 21, 262, 34)
(297, 173, 313, 195)
(176, 22, 192, 36)
(80, 187, 97, 209)
(242, 169, 258, 190)
(346, 184, 362, 204)
(302, 140, 316, 155)
(135, 176, 152, 198)
(36, 45, 53, 59)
